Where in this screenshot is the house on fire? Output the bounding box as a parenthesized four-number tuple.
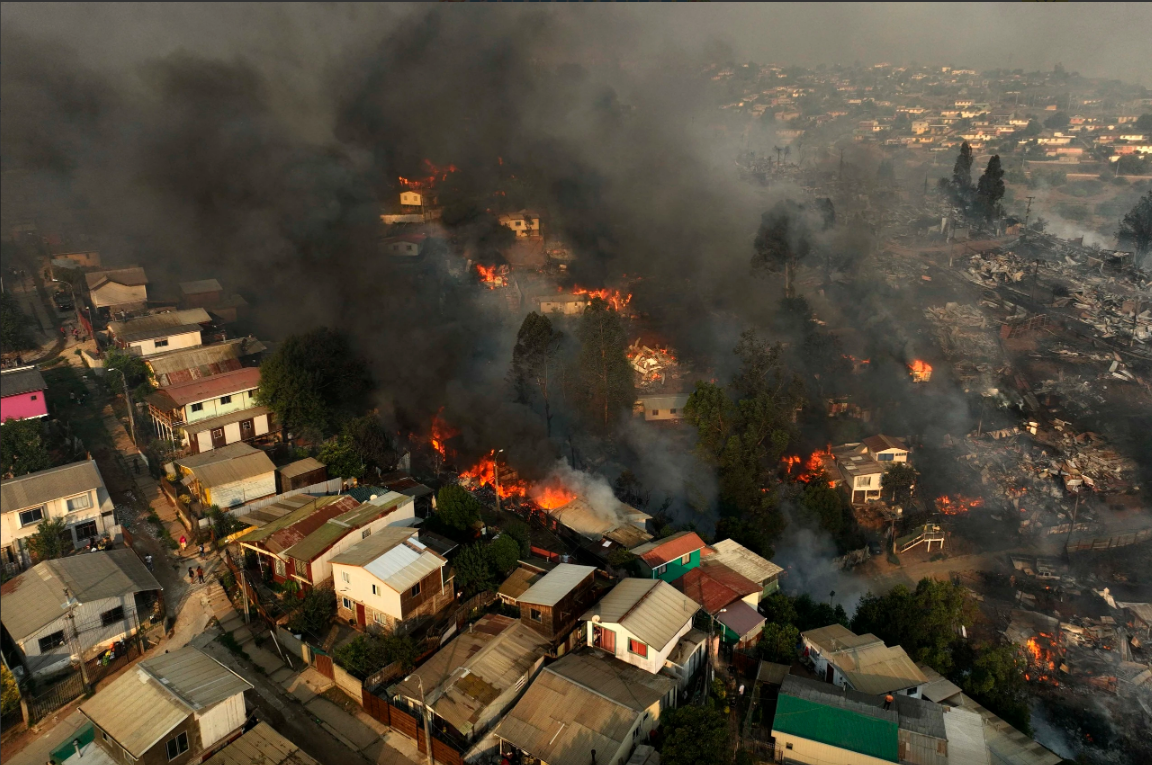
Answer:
(2, 459, 116, 572)
(542, 496, 652, 556)
(148, 367, 267, 452)
(1, 550, 161, 679)
(106, 308, 212, 357)
(84, 266, 149, 314)
(330, 526, 454, 634)
(516, 563, 598, 655)
(498, 210, 541, 238)
(390, 613, 549, 750)
(801, 623, 928, 698)
(832, 435, 910, 504)
(79, 646, 252, 765)
(174, 442, 276, 509)
(629, 530, 707, 583)
(492, 647, 677, 765)
(581, 578, 705, 691)
(1, 366, 48, 423)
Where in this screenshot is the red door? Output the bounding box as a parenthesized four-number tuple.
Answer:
(595, 626, 616, 653)
(356, 603, 366, 628)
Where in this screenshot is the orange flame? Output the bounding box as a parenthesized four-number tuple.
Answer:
(572, 286, 632, 311)
(908, 359, 933, 382)
(460, 454, 527, 500)
(531, 483, 577, 510)
(476, 263, 504, 288)
(935, 495, 984, 515)
(430, 410, 458, 459)
(783, 446, 836, 487)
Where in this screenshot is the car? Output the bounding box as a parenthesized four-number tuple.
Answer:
(54, 291, 74, 311)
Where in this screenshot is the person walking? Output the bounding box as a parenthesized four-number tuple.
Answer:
(144, 554, 154, 572)
(197, 566, 205, 584)
(188, 567, 195, 583)
(198, 543, 205, 557)
(179, 535, 187, 552)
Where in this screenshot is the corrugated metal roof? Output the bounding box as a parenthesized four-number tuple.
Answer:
(146, 338, 263, 386)
(832, 642, 928, 696)
(674, 563, 761, 614)
(1, 459, 105, 513)
(1, 366, 47, 398)
(149, 367, 261, 410)
(942, 707, 990, 765)
(80, 647, 250, 758)
(247, 497, 357, 554)
(331, 526, 445, 592)
(629, 530, 706, 567)
(863, 434, 907, 453)
(498, 567, 542, 602)
(802, 623, 880, 654)
(546, 648, 675, 712)
(774, 675, 899, 762)
(180, 279, 223, 295)
(918, 663, 964, 704)
(706, 539, 783, 585)
(958, 692, 1062, 765)
(108, 308, 211, 342)
(328, 525, 418, 566)
(716, 600, 765, 639)
(393, 616, 548, 738)
(202, 722, 318, 765)
(278, 457, 325, 479)
(186, 448, 275, 490)
(85, 267, 148, 289)
(544, 497, 651, 545)
(894, 694, 947, 739)
(517, 563, 595, 607)
(581, 578, 699, 650)
(757, 661, 792, 686)
(281, 495, 408, 562)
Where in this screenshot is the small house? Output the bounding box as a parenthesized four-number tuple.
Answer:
(832, 436, 909, 505)
(629, 530, 707, 582)
(389, 613, 549, 746)
(498, 210, 541, 238)
(516, 563, 598, 652)
(147, 367, 263, 449)
(277, 457, 328, 493)
(80, 647, 251, 765)
(330, 526, 454, 634)
(107, 308, 211, 357)
(239, 495, 361, 582)
(581, 578, 702, 680)
(535, 294, 588, 315)
(801, 624, 928, 698)
(674, 563, 765, 648)
(704, 538, 784, 598)
(382, 233, 427, 258)
(1, 460, 116, 571)
(85, 267, 149, 314)
(174, 442, 276, 509)
(0, 550, 161, 678)
(179, 279, 224, 309)
(497, 559, 554, 606)
(633, 393, 691, 422)
(0, 366, 48, 422)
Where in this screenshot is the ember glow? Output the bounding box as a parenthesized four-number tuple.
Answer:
(572, 286, 632, 312)
(398, 159, 458, 189)
(476, 263, 505, 288)
(531, 483, 577, 510)
(782, 446, 836, 487)
(1022, 633, 1059, 685)
(908, 359, 933, 382)
(460, 454, 527, 499)
(935, 495, 985, 515)
(430, 410, 458, 460)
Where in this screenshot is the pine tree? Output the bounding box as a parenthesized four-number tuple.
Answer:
(1117, 191, 1152, 254)
(975, 155, 1006, 221)
(510, 312, 562, 435)
(951, 141, 974, 198)
(577, 298, 634, 430)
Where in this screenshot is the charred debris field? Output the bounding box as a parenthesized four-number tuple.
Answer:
(3, 10, 1152, 764)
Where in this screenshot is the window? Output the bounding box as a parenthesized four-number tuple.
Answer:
(31, 395, 38, 401)
(680, 554, 691, 565)
(651, 409, 659, 416)
(374, 612, 386, 625)
(220, 395, 232, 405)
(410, 582, 421, 598)
(241, 420, 253, 433)
(19, 507, 44, 527)
(101, 606, 125, 627)
(66, 494, 92, 512)
(654, 564, 666, 576)
(371, 584, 379, 596)
(878, 452, 893, 461)
(785, 743, 793, 751)
(628, 639, 648, 658)
(342, 597, 353, 610)
(341, 571, 350, 583)
(38, 630, 67, 652)
(154, 338, 169, 348)
(74, 520, 98, 540)
(529, 608, 543, 623)
(362, 528, 372, 539)
(274, 558, 286, 577)
(165, 732, 189, 761)
(190, 402, 204, 413)
(669, 408, 677, 414)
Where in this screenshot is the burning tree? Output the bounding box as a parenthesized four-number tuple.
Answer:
(577, 297, 635, 430)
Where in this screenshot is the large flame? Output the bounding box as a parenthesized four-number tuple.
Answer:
(430, 410, 458, 459)
(460, 454, 527, 500)
(908, 359, 933, 382)
(935, 495, 984, 515)
(782, 446, 836, 487)
(531, 483, 577, 510)
(572, 286, 632, 312)
(476, 263, 505, 288)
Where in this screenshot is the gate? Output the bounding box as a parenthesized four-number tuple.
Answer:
(363, 688, 392, 727)
(24, 671, 86, 724)
(314, 650, 335, 680)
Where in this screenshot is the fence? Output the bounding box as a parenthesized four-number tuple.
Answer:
(1065, 528, 1152, 553)
(360, 691, 464, 765)
(22, 670, 86, 725)
(731, 649, 759, 678)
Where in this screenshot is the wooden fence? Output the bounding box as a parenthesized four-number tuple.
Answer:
(1066, 528, 1152, 553)
(360, 692, 463, 765)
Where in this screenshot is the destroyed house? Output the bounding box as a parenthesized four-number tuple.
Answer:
(145, 337, 265, 388)
(80, 646, 251, 765)
(542, 495, 652, 559)
(1, 366, 48, 422)
(278, 491, 416, 588)
(674, 564, 765, 647)
(389, 613, 548, 744)
(498, 210, 541, 238)
(801, 624, 928, 698)
(770, 675, 960, 765)
(329, 526, 454, 633)
(107, 308, 211, 357)
(239, 495, 361, 582)
(174, 442, 276, 508)
(581, 578, 702, 682)
(147, 367, 265, 451)
(85, 267, 148, 313)
(492, 648, 676, 765)
(516, 563, 598, 650)
(629, 530, 707, 582)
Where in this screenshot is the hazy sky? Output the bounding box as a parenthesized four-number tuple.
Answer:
(2, 3, 1150, 86)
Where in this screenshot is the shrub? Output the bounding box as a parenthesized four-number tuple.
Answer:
(333, 632, 417, 680)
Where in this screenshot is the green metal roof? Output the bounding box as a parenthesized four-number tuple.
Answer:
(243, 496, 338, 543)
(282, 495, 408, 562)
(773, 692, 899, 762)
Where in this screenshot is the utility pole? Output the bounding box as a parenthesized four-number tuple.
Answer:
(408, 675, 435, 765)
(492, 449, 504, 513)
(1031, 260, 1042, 303)
(118, 370, 137, 447)
(1023, 196, 1035, 236)
(63, 588, 92, 691)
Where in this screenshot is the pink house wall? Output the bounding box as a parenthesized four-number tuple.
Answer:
(1, 391, 49, 422)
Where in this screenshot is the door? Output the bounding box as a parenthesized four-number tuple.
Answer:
(825, 664, 834, 683)
(211, 427, 227, 449)
(240, 419, 254, 440)
(594, 625, 616, 654)
(356, 603, 367, 628)
(315, 653, 335, 680)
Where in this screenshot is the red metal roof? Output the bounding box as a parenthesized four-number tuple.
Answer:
(634, 531, 707, 567)
(152, 367, 261, 408)
(263, 496, 360, 555)
(673, 563, 761, 615)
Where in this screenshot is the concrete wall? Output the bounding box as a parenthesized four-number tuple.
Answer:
(771, 732, 893, 765)
(333, 663, 364, 705)
(129, 329, 201, 358)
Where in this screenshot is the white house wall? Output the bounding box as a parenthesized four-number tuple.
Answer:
(309, 500, 416, 585)
(2, 486, 113, 559)
(770, 732, 893, 765)
(209, 473, 276, 508)
(189, 413, 271, 453)
(196, 692, 247, 750)
(183, 389, 260, 426)
(585, 617, 692, 675)
(129, 330, 202, 358)
(333, 562, 404, 620)
(18, 594, 140, 677)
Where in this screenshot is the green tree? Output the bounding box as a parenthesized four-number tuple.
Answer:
(954, 642, 1032, 734)
(852, 578, 975, 674)
(758, 622, 800, 664)
(760, 592, 798, 627)
(659, 705, 731, 765)
(287, 587, 336, 639)
(510, 312, 562, 436)
(0, 292, 37, 352)
(27, 518, 69, 561)
(974, 155, 1006, 220)
(432, 485, 482, 536)
(1, 664, 20, 717)
(256, 328, 373, 437)
(454, 543, 495, 596)
(881, 462, 917, 506)
(487, 534, 521, 576)
(317, 435, 366, 480)
(1043, 111, 1070, 130)
(104, 349, 153, 390)
(799, 480, 845, 537)
(1135, 114, 1152, 133)
(952, 141, 974, 196)
(577, 298, 634, 430)
(342, 415, 399, 473)
(792, 594, 849, 632)
(502, 519, 532, 558)
(333, 632, 417, 679)
(1, 419, 53, 478)
(1117, 190, 1152, 254)
(751, 199, 813, 297)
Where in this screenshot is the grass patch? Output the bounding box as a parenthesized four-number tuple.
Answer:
(321, 687, 362, 716)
